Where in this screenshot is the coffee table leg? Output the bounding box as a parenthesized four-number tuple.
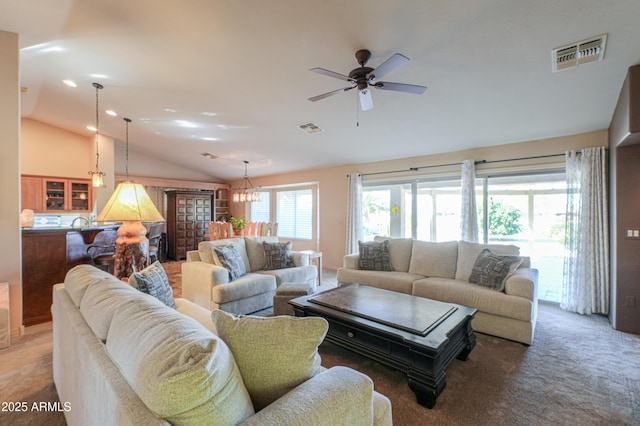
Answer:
(407, 371, 446, 409)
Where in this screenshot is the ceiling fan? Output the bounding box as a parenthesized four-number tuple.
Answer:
(308, 49, 427, 111)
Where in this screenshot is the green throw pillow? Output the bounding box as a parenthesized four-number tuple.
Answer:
(358, 239, 393, 271)
(210, 310, 328, 410)
(468, 249, 522, 291)
(129, 261, 176, 308)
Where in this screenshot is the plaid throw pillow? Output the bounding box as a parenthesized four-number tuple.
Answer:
(263, 241, 294, 270)
(129, 261, 176, 308)
(213, 245, 247, 280)
(358, 240, 393, 271)
(468, 249, 522, 291)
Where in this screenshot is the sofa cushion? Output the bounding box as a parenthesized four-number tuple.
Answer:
(245, 236, 278, 271)
(408, 240, 458, 279)
(128, 261, 176, 308)
(64, 264, 115, 307)
(358, 240, 393, 271)
(214, 245, 247, 280)
(80, 272, 156, 341)
(258, 265, 317, 286)
(468, 249, 523, 292)
(199, 239, 251, 271)
(106, 296, 255, 425)
(210, 310, 328, 411)
(374, 236, 414, 272)
(412, 277, 534, 322)
(455, 241, 520, 281)
(337, 268, 422, 295)
(263, 241, 295, 270)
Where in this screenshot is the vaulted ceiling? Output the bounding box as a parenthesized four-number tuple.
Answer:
(2, 0, 639, 180)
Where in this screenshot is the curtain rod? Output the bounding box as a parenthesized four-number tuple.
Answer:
(358, 152, 569, 177)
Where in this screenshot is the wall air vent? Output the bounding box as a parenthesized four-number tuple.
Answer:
(298, 122, 323, 135)
(552, 34, 607, 72)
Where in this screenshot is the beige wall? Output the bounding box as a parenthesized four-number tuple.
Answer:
(0, 30, 22, 337)
(242, 130, 608, 270)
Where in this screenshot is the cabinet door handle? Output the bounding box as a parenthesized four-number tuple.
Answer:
(347, 331, 355, 338)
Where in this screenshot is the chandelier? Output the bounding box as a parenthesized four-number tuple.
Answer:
(88, 82, 106, 188)
(232, 161, 260, 202)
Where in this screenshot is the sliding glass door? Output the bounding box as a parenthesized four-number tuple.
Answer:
(362, 171, 566, 302)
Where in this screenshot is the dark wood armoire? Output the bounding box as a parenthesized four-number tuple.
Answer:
(165, 191, 213, 260)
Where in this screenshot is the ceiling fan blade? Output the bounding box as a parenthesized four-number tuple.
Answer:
(374, 81, 427, 94)
(308, 86, 355, 102)
(367, 53, 410, 81)
(359, 88, 374, 111)
(309, 67, 355, 82)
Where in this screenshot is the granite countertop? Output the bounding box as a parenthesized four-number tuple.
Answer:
(22, 224, 120, 233)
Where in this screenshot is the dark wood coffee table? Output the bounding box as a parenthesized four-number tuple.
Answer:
(290, 283, 477, 408)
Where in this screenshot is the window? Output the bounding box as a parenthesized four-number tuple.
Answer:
(277, 189, 313, 240)
(250, 191, 271, 222)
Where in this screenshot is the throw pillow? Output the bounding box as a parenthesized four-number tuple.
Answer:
(129, 261, 176, 308)
(210, 310, 328, 410)
(213, 245, 247, 280)
(262, 241, 294, 270)
(358, 239, 393, 271)
(468, 249, 523, 291)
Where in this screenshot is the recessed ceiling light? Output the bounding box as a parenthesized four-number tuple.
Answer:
(164, 108, 176, 113)
(202, 137, 219, 141)
(62, 79, 77, 88)
(105, 109, 117, 117)
(175, 120, 197, 128)
(87, 125, 97, 132)
(202, 112, 217, 117)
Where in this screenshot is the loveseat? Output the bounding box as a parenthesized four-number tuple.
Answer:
(52, 264, 392, 425)
(337, 238, 539, 345)
(182, 236, 317, 314)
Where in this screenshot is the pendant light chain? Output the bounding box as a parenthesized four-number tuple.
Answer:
(94, 82, 103, 171)
(124, 117, 131, 181)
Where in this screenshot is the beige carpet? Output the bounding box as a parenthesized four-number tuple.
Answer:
(1, 261, 639, 425)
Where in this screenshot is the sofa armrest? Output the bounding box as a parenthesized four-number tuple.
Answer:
(240, 366, 386, 426)
(505, 267, 539, 301)
(185, 250, 201, 262)
(181, 261, 230, 310)
(343, 253, 359, 269)
(289, 251, 310, 267)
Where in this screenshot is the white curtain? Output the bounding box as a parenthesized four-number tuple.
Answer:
(460, 159, 479, 242)
(562, 147, 609, 315)
(346, 173, 363, 254)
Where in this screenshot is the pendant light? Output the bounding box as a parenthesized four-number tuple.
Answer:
(232, 160, 261, 203)
(88, 82, 106, 188)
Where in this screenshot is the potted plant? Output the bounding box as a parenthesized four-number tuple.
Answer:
(229, 216, 247, 236)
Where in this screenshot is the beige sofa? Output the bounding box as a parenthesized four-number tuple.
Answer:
(53, 265, 392, 426)
(337, 238, 539, 345)
(182, 236, 317, 314)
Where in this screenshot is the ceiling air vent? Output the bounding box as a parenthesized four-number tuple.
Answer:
(200, 152, 218, 159)
(552, 34, 607, 72)
(298, 122, 323, 135)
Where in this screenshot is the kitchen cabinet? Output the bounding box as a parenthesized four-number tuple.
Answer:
(21, 175, 92, 213)
(166, 191, 213, 260)
(21, 175, 43, 211)
(43, 178, 92, 212)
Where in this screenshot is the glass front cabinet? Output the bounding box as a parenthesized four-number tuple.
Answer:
(42, 178, 91, 212)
